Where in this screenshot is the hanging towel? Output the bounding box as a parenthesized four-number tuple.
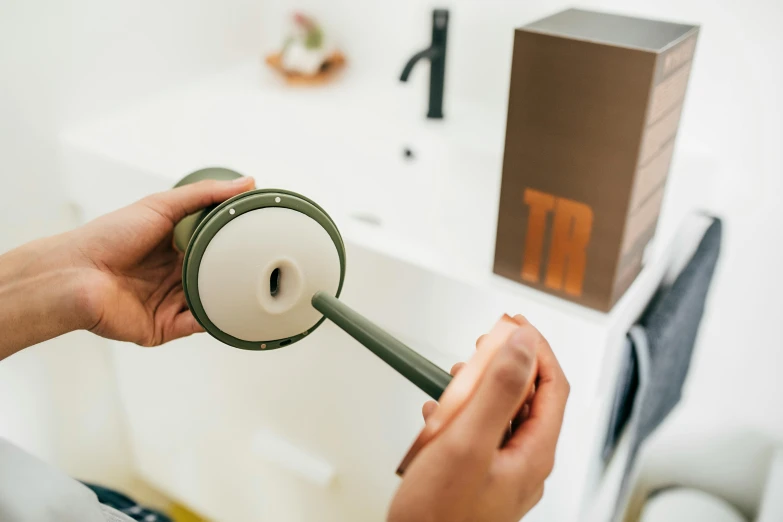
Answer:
(610, 216, 723, 521)
(602, 335, 639, 463)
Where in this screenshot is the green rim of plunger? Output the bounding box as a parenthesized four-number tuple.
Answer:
(177, 168, 346, 351)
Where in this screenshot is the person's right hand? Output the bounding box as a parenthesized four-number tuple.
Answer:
(387, 317, 569, 522)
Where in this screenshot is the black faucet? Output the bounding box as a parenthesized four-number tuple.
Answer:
(400, 9, 449, 119)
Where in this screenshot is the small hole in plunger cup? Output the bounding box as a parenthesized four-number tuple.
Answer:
(270, 267, 281, 297)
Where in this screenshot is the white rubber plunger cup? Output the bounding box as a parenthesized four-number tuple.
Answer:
(179, 183, 348, 351)
(198, 207, 341, 343)
(176, 173, 451, 405)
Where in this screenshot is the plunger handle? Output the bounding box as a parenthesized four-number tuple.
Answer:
(172, 167, 244, 252)
(312, 292, 452, 401)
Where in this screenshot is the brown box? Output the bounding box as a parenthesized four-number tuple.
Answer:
(494, 8, 699, 311)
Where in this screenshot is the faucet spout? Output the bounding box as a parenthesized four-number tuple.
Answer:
(400, 47, 443, 82)
(399, 9, 449, 119)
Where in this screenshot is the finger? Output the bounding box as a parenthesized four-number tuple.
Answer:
(146, 176, 256, 224)
(510, 398, 533, 433)
(157, 277, 187, 314)
(450, 362, 466, 376)
(520, 485, 545, 514)
(422, 401, 438, 422)
(442, 326, 538, 455)
(504, 327, 569, 479)
(476, 314, 527, 349)
(167, 310, 205, 342)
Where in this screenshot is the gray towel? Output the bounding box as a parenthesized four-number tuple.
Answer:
(602, 336, 639, 463)
(612, 217, 722, 521)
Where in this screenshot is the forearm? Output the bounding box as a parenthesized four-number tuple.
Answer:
(0, 233, 92, 360)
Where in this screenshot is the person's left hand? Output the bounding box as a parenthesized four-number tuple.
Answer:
(69, 176, 255, 346)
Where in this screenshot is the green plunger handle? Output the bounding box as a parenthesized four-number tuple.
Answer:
(172, 167, 244, 252)
(312, 291, 452, 401)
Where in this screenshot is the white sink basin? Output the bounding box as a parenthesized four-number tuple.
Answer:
(61, 62, 507, 276)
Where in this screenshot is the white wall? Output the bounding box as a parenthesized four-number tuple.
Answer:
(1, 0, 267, 231)
(0, 0, 266, 494)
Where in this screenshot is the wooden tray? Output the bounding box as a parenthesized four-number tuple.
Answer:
(264, 51, 346, 86)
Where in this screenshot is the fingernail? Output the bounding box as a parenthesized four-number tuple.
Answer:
(232, 176, 253, 184)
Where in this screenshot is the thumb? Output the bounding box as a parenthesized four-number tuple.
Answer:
(146, 176, 256, 223)
(443, 326, 538, 452)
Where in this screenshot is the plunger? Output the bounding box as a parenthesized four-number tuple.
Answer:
(174, 167, 452, 400)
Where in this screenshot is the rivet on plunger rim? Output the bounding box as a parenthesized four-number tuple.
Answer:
(181, 188, 346, 351)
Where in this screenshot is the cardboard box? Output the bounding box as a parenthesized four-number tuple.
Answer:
(494, 8, 699, 311)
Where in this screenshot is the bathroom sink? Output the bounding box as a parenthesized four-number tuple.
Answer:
(61, 62, 506, 276)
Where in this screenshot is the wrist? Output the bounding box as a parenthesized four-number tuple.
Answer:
(50, 263, 99, 333)
(36, 231, 100, 332)
(51, 231, 104, 331)
(0, 233, 98, 358)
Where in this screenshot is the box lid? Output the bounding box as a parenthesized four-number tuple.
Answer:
(523, 8, 697, 52)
